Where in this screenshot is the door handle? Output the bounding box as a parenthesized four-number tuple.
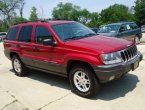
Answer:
(33, 46, 40, 51)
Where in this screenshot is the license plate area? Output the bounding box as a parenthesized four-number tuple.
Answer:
(132, 61, 139, 71)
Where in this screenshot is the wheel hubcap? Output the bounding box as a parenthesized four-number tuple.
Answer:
(13, 59, 21, 73)
(73, 71, 90, 92)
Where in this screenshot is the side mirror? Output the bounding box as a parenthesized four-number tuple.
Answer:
(43, 39, 57, 47)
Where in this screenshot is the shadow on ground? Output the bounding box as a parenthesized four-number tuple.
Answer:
(10, 69, 139, 101)
(94, 73, 139, 100)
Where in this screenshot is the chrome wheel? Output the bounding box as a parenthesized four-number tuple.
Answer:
(13, 59, 21, 73)
(73, 71, 91, 92)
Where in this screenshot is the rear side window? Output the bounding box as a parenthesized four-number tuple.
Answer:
(7, 27, 19, 40)
(19, 26, 33, 42)
(35, 26, 54, 44)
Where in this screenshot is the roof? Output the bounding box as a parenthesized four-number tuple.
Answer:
(108, 21, 135, 26)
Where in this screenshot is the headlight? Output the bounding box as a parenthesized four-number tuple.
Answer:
(100, 52, 123, 64)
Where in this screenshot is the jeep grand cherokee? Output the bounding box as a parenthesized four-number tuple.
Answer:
(3, 20, 143, 98)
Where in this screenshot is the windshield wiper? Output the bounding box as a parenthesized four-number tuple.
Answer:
(64, 33, 97, 41)
(64, 36, 78, 41)
(80, 33, 97, 38)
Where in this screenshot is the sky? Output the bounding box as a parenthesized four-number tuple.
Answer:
(24, 0, 136, 19)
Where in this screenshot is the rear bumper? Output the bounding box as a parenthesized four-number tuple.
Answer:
(93, 52, 143, 83)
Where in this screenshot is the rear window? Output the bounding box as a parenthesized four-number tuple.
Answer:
(7, 27, 19, 40)
(18, 26, 33, 42)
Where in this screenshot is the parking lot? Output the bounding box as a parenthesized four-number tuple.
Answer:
(0, 42, 145, 110)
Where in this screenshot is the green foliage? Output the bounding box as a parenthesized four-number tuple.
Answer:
(134, 0, 145, 25)
(12, 17, 27, 24)
(52, 2, 81, 20)
(0, 20, 9, 32)
(29, 6, 38, 21)
(52, 2, 100, 27)
(0, 0, 25, 26)
(100, 4, 135, 24)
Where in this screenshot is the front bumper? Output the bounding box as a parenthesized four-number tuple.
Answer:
(93, 52, 143, 83)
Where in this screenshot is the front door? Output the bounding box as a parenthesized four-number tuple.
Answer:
(32, 25, 62, 73)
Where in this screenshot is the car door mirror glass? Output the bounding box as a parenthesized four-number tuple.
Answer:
(43, 39, 57, 47)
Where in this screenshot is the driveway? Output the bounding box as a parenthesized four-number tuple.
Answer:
(0, 42, 145, 110)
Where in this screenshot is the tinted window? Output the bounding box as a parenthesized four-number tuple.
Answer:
(35, 26, 54, 44)
(19, 26, 33, 42)
(7, 27, 19, 40)
(120, 24, 127, 32)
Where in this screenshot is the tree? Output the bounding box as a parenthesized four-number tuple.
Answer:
(87, 12, 100, 27)
(20, 0, 25, 19)
(0, 0, 25, 26)
(29, 6, 38, 21)
(100, 4, 135, 24)
(78, 9, 90, 25)
(52, 2, 81, 20)
(52, 2, 100, 27)
(134, 0, 145, 25)
(0, 20, 9, 32)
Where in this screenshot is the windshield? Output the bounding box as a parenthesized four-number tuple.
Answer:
(98, 25, 120, 33)
(51, 22, 96, 41)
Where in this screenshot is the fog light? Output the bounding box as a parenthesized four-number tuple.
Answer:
(109, 76, 115, 81)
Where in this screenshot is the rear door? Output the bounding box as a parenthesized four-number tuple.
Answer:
(17, 25, 34, 66)
(118, 24, 135, 41)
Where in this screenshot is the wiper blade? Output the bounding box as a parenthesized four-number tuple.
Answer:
(64, 36, 78, 41)
(81, 33, 97, 38)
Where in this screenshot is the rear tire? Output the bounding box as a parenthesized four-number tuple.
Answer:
(69, 65, 100, 98)
(12, 55, 28, 77)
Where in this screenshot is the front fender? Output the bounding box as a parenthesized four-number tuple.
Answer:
(63, 53, 103, 66)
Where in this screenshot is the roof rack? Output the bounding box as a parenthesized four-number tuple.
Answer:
(14, 19, 49, 25)
(14, 19, 72, 25)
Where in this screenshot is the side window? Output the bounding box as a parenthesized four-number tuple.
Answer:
(120, 24, 126, 32)
(19, 26, 33, 42)
(35, 26, 54, 44)
(7, 27, 19, 40)
(130, 23, 139, 29)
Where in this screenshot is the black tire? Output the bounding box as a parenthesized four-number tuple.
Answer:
(12, 55, 28, 77)
(135, 36, 140, 44)
(69, 65, 100, 98)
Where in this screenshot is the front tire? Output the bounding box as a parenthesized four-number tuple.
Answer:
(69, 65, 100, 98)
(135, 36, 140, 44)
(12, 55, 28, 77)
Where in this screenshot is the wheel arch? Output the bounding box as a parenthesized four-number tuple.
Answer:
(66, 60, 100, 82)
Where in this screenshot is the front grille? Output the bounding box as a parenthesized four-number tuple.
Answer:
(120, 45, 138, 62)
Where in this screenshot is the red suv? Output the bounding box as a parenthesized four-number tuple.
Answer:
(3, 21, 143, 98)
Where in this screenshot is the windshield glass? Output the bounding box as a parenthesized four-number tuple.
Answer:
(98, 25, 120, 33)
(51, 22, 96, 41)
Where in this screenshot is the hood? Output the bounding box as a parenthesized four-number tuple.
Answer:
(65, 35, 134, 53)
(98, 32, 117, 37)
